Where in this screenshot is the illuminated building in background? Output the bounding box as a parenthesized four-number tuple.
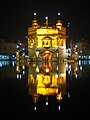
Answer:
(28, 13, 66, 61)
(0, 40, 16, 60)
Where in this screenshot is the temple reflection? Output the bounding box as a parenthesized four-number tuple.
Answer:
(14, 60, 83, 111)
(0, 59, 90, 114)
(28, 61, 66, 105)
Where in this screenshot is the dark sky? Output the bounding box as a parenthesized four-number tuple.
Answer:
(0, 0, 90, 42)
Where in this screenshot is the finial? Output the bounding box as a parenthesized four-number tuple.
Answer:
(58, 12, 60, 16)
(57, 12, 61, 20)
(34, 12, 36, 16)
(45, 16, 48, 26)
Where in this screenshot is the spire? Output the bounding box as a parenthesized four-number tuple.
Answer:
(58, 12, 61, 19)
(34, 12, 37, 18)
(32, 12, 39, 27)
(45, 16, 48, 26)
(56, 12, 62, 30)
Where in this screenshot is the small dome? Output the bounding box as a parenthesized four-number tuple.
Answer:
(56, 20, 62, 26)
(32, 18, 39, 26)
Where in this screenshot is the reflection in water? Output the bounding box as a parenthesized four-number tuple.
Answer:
(27, 61, 67, 110)
(1, 60, 90, 112)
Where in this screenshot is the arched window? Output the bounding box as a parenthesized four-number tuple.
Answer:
(42, 37, 52, 48)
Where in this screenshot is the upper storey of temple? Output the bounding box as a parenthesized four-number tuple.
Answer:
(28, 13, 66, 37)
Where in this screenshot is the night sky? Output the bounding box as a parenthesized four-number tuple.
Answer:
(0, 0, 90, 42)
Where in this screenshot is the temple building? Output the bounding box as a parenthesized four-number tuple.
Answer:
(28, 13, 66, 61)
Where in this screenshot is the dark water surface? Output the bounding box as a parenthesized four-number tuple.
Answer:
(0, 60, 90, 119)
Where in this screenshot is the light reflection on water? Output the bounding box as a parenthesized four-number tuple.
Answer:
(0, 60, 90, 117)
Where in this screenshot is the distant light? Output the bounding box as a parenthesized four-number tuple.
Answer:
(58, 105, 61, 110)
(46, 68, 49, 73)
(19, 43, 22, 45)
(75, 67, 78, 71)
(34, 12, 36, 16)
(46, 101, 48, 106)
(22, 48, 25, 51)
(16, 45, 19, 48)
(20, 74, 22, 79)
(56, 73, 58, 78)
(22, 65, 25, 70)
(0, 62, 2, 67)
(23, 71, 25, 75)
(79, 60, 81, 66)
(56, 65, 58, 70)
(45, 16, 48, 20)
(67, 22, 70, 27)
(68, 70, 70, 75)
(75, 45, 77, 48)
(34, 106, 37, 111)
(68, 92, 70, 98)
(36, 66, 39, 73)
(75, 74, 78, 79)
(58, 13, 60, 16)
(80, 66, 82, 71)
(12, 61, 15, 66)
(17, 74, 19, 79)
(12, 55, 15, 57)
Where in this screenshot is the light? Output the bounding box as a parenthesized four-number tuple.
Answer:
(46, 51, 49, 53)
(46, 68, 49, 73)
(20, 74, 22, 79)
(22, 48, 25, 51)
(68, 92, 70, 98)
(75, 45, 77, 48)
(68, 70, 70, 75)
(12, 61, 15, 66)
(45, 16, 48, 20)
(46, 101, 48, 106)
(36, 66, 39, 73)
(23, 71, 25, 75)
(12, 55, 15, 57)
(34, 106, 37, 111)
(56, 65, 58, 70)
(80, 66, 82, 70)
(75, 74, 78, 79)
(55, 73, 58, 78)
(79, 60, 81, 66)
(58, 105, 61, 110)
(34, 12, 36, 16)
(58, 12, 60, 16)
(36, 50, 39, 57)
(0, 62, 2, 67)
(16, 45, 19, 48)
(67, 22, 70, 27)
(22, 65, 25, 70)
(17, 74, 19, 79)
(19, 43, 22, 45)
(76, 67, 78, 71)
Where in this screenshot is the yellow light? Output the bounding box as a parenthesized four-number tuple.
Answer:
(46, 68, 49, 72)
(56, 92, 62, 101)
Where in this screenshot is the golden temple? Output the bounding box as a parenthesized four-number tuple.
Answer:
(28, 13, 66, 61)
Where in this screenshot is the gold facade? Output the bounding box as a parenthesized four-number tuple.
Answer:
(28, 15, 66, 61)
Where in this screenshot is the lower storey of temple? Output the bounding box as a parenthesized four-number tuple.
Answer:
(28, 46, 67, 61)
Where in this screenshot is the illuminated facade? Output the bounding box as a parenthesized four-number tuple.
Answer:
(28, 14, 66, 61)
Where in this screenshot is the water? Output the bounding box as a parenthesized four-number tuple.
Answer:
(0, 60, 90, 119)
